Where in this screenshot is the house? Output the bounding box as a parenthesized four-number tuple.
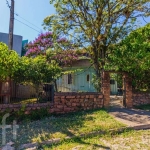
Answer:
(57, 57, 118, 94)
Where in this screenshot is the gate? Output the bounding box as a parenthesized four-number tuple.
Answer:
(102, 71, 133, 108)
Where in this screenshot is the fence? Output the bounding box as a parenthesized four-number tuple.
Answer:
(0, 81, 54, 105)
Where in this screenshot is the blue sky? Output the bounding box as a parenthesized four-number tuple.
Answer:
(0, 0, 55, 41)
(0, 0, 149, 42)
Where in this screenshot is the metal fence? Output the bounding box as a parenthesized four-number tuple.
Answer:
(0, 81, 54, 104)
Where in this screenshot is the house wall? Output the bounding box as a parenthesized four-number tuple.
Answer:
(0, 32, 22, 55)
(57, 67, 96, 92)
(57, 59, 118, 94)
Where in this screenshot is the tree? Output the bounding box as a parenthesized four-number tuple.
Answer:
(25, 32, 79, 67)
(107, 23, 150, 90)
(25, 32, 79, 91)
(0, 42, 19, 80)
(43, 0, 150, 90)
(13, 55, 62, 99)
(0, 42, 19, 103)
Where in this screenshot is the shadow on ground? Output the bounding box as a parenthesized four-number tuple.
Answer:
(109, 96, 150, 125)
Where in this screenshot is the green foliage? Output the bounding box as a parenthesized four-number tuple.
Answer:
(13, 55, 61, 96)
(0, 42, 19, 80)
(91, 74, 101, 92)
(0, 108, 50, 124)
(134, 104, 150, 110)
(107, 23, 150, 90)
(14, 55, 62, 85)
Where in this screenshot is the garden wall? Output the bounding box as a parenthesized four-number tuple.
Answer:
(0, 92, 104, 113)
(132, 92, 150, 106)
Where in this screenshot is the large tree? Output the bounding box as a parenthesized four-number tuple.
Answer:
(44, 0, 150, 90)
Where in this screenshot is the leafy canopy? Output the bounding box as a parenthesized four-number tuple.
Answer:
(107, 23, 150, 90)
(25, 32, 79, 67)
(13, 55, 62, 85)
(0, 42, 19, 80)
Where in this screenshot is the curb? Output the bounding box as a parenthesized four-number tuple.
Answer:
(18, 124, 150, 149)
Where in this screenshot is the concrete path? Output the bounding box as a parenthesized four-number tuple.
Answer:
(109, 96, 150, 128)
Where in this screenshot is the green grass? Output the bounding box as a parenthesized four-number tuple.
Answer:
(0, 109, 125, 146)
(135, 104, 150, 111)
(41, 129, 150, 150)
(12, 97, 37, 104)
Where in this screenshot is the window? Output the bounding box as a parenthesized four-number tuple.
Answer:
(68, 74, 72, 84)
(110, 79, 115, 84)
(87, 74, 90, 82)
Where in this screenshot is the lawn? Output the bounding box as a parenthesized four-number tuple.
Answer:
(0, 109, 125, 146)
(12, 97, 37, 104)
(40, 129, 150, 150)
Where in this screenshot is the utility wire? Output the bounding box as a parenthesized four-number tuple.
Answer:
(6, 0, 42, 33)
(14, 13, 42, 31)
(14, 18, 41, 33)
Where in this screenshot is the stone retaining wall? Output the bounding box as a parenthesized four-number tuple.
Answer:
(0, 92, 104, 113)
(51, 92, 103, 113)
(132, 92, 150, 106)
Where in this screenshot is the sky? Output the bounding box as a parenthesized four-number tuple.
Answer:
(0, 0, 55, 41)
(0, 0, 149, 42)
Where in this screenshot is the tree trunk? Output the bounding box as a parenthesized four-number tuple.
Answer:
(35, 85, 40, 102)
(93, 62, 102, 92)
(54, 79, 58, 92)
(2, 80, 10, 104)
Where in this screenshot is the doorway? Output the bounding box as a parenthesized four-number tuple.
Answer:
(109, 73, 126, 108)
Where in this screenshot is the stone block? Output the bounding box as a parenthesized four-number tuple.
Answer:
(72, 103, 77, 107)
(66, 96, 75, 98)
(57, 105, 64, 109)
(65, 102, 71, 106)
(64, 107, 72, 112)
(81, 96, 85, 98)
(98, 95, 103, 98)
(80, 99, 84, 102)
(86, 95, 90, 98)
(89, 95, 94, 98)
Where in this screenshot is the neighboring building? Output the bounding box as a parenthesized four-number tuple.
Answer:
(57, 57, 118, 94)
(0, 32, 23, 55)
(21, 40, 28, 56)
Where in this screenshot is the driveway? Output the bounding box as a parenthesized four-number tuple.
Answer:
(109, 96, 150, 127)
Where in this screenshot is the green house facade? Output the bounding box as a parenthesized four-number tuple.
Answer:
(57, 58, 118, 94)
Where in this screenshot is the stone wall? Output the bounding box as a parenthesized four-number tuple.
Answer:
(51, 92, 103, 113)
(132, 92, 150, 106)
(0, 103, 49, 112)
(0, 92, 104, 113)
